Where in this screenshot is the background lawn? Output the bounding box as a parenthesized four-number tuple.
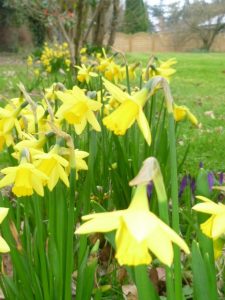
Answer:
(0, 52, 224, 174)
(127, 52, 225, 174)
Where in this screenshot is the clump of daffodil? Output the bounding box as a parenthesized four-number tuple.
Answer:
(173, 104, 198, 126)
(0, 208, 10, 253)
(102, 78, 152, 145)
(33, 145, 69, 191)
(76, 184, 189, 266)
(76, 64, 98, 84)
(56, 86, 102, 134)
(28, 42, 71, 75)
(192, 194, 225, 258)
(0, 153, 48, 197)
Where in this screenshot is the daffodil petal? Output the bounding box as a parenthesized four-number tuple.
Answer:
(147, 228, 173, 266)
(76, 212, 120, 234)
(0, 173, 15, 188)
(31, 176, 44, 196)
(211, 214, 225, 238)
(103, 78, 128, 103)
(87, 111, 101, 132)
(155, 215, 190, 254)
(137, 109, 151, 145)
(74, 118, 87, 135)
(0, 236, 10, 253)
(192, 202, 224, 215)
(58, 165, 69, 187)
(0, 208, 9, 224)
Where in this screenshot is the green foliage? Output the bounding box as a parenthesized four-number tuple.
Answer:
(122, 0, 151, 33)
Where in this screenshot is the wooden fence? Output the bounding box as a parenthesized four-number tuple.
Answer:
(113, 31, 225, 52)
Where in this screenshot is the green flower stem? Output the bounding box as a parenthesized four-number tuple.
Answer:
(33, 196, 50, 300)
(125, 64, 131, 95)
(168, 113, 182, 299)
(134, 265, 159, 300)
(64, 167, 76, 300)
(153, 167, 175, 300)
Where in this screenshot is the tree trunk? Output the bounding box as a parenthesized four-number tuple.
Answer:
(107, 0, 120, 47)
(92, 0, 111, 46)
(74, 0, 86, 63)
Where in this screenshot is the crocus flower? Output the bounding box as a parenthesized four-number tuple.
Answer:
(0, 158, 48, 197)
(102, 78, 151, 145)
(0, 208, 10, 253)
(76, 185, 189, 266)
(56, 86, 102, 134)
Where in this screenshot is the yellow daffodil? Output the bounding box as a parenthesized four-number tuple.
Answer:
(76, 64, 98, 83)
(19, 105, 45, 134)
(0, 208, 10, 253)
(192, 196, 225, 239)
(102, 78, 151, 145)
(0, 106, 22, 133)
(173, 104, 198, 126)
(76, 185, 189, 266)
(0, 120, 13, 150)
(34, 146, 69, 191)
(143, 58, 177, 82)
(14, 134, 46, 152)
(104, 62, 123, 83)
(59, 147, 89, 177)
(27, 56, 33, 66)
(0, 158, 48, 197)
(56, 86, 102, 135)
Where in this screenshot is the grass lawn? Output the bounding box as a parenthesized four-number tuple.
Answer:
(0, 52, 224, 174)
(127, 52, 225, 174)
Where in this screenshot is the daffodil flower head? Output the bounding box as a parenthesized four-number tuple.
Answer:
(192, 196, 225, 239)
(173, 104, 198, 126)
(76, 185, 189, 266)
(59, 147, 89, 178)
(102, 78, 151, 145)
(0, 156, 48, 197)
(34, 145, 69, 191)
(56, 86, 102, 135)
(0, 208, 10, 253)
(76, 64, 98, 84)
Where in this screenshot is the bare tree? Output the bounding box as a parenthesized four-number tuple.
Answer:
(166, 0, 225, 51)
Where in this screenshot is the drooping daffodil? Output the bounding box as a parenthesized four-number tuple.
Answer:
(173, 104, 198, 126)
(102, 78, 152, 145)
(76, 185, 189, 266)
